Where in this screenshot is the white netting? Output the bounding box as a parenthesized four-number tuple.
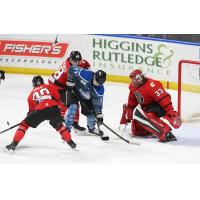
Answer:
(179, 61, 200, 121)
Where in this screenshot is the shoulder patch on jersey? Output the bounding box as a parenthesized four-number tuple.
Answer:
(150, 81, 156, 88)
(79, 69, 93, 83)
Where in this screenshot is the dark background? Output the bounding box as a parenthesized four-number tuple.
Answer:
(133, 34, 200, 43)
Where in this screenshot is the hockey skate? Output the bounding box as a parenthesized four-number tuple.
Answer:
(5, 141, 18, 153)
(67, 139, 77, 149)
(72, 122, 86, 131)
(88, 126, 104, 136)
(161, 132, 177, 143)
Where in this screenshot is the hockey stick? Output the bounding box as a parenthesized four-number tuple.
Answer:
(71, 91, 138, 144)
(102, 123, 140, 145)
(0, 123, 20, 134)
(71, 90, 109, 141)
(96, 124, 109, 141)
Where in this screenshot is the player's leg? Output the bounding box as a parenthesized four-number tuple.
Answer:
(65, 91, 86, 132)
(5, 120, 30, 152)
(80, 99, 103, 135)
(72, 103, 86, 131)
(86, 114, 104, 135)
(5, 109, 45, 152)
(48, 81, 67, 118)
(133, 105, 176, 142)
(49, 106, 76, 149)
(131, 119, 152, 137)
(66, 90, 85, 131)
(131, 103, 167, 137)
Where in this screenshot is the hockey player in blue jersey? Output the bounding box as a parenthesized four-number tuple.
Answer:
(64, 66, 107, 135)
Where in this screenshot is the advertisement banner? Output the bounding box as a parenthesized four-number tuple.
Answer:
(0, 34, 200, 83)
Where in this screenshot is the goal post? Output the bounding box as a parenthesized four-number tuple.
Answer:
(178, 59, 200, 121)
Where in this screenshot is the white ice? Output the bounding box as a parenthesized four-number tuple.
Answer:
(0, 74, 200, 163)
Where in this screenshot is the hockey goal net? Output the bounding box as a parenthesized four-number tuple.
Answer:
(178, 60, 200, 121)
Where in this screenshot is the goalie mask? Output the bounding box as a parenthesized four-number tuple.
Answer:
(129, 69, 145, 88)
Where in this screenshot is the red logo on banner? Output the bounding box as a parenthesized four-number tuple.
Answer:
(0, 40, 68, 58)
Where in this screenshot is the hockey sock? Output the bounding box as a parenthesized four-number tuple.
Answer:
(74, 105, 80, 123)
(64, 104, 78, 131)
(13, 120, 29, 142)
(56, 125, 71, 142)
(87, 114, 96, 131)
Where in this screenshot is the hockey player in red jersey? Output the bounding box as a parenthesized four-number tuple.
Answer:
(5, 76, 76, 152)
(48, 51, 90, 132)
(120, 69, 182, 142)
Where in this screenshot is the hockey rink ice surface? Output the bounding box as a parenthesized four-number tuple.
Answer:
(1, 74, 200, 163)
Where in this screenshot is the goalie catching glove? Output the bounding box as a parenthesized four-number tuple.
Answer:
(163, 110, 182, 129)
(120, 104, 134, 125)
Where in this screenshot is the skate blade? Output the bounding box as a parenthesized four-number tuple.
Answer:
(72, 148, 79, 152)
(73, 127, 86, 133)
(3, 147, 15, 154)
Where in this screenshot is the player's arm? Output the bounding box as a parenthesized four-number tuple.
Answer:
(149, 81, 174, 112)
(92, 86, 104, 125)
(120, 84, 137, 124)
(66, 66, 79, 88)
(150, 81, 181, 128)
(47, 84, 61, 102)
(79, 59, 90, 69)
(27, 93, 34, 114)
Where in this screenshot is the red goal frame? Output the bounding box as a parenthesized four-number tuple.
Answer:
(178, 59, 200, 116)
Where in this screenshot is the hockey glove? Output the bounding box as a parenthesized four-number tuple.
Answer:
(120, 104, 133, 124)
(66, 79, 75, 91)
(0, 70, 5, 80)
(164, 110, 182, 129)
(96, 113, 103, 126)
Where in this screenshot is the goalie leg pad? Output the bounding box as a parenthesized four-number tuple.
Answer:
(133, 105, 171, 141)
(131, 119, 150, 136)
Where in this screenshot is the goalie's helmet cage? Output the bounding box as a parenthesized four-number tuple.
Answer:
(129, 69, 145, 88)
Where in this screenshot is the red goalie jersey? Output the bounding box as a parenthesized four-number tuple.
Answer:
(120, 69, 181, 142)
(128, 78, 174, 112)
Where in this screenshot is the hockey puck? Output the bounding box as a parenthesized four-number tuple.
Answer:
(101, 136, 109, 141)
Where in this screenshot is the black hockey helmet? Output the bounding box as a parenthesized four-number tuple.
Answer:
(70, 51, 82, 62)
(32, 76, 44, 87)
(95, 70, 107, 85)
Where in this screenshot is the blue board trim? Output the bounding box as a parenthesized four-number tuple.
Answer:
(92, 34, 200, 47)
